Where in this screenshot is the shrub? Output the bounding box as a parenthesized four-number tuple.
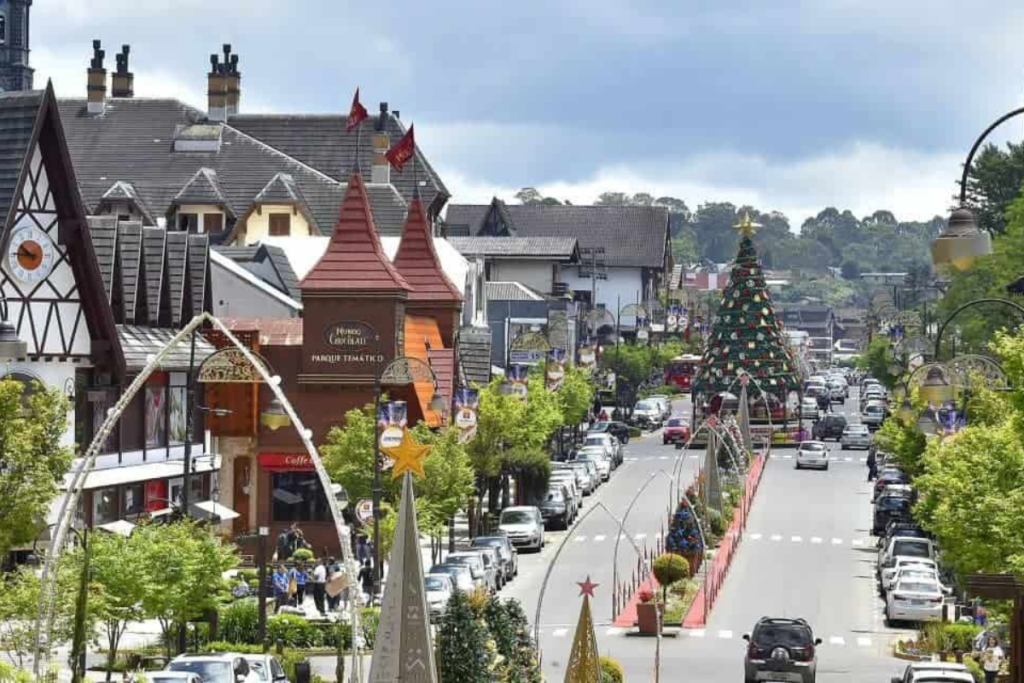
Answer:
(288, 548, 315, 563)
(219, 599, 260, 645)
(963, 655, 983, 682)
(653, 554, 690, 586)
(358, 607, 380, 649)
(205, 641, 263, 654)
(267, 614, 324, 649)
(919, 622, 982, 653)
(628, 426, 642, 438)
(708, 509, 726, 537)
(600, 656, 625, 683)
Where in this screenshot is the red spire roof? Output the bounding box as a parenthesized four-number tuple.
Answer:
(392, 196, 462, 304)
(300, 172, 411, 292)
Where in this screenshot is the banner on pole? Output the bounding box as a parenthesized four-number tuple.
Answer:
(508, 364, 529, 399)
(454, 388, 479, 444)
(578, 344, 597, 373)
(546, 348, 567, 391)
(378, 401, 407, 451)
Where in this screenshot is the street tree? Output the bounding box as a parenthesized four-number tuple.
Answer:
(0, 378, 73, 559)
(964, 141, 1024, 235)
(410, 424, 476, 561)
(322, 403, 401, 504)
(0, 557, 81, 668)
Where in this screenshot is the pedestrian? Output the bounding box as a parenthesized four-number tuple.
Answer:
(980, 635, 1004, 683)
(312, 557, 327, 615)
(866, 447, 878, 481)
(275, 528, 290, 562)
(358, 558, 374, 605)
(326, 556, 342, 612)
(290, 561, 309, 607)
(356, 536, 370, 564)
(271, 564, 289, 613)
(599, 409, 609, 422)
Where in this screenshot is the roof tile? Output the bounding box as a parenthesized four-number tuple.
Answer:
(392, 197, 461, 304)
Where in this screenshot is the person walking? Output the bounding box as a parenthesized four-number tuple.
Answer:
(312, 558, 327, 616)
(356, 536, 370, 564)
(326, 556, 342, 612)
(271, 564, 290, 613)
(289, 561, 309, 608)
(866, 446, 878, 481)
(358, 558, 374, 605)
(980, 635, 1004, 683)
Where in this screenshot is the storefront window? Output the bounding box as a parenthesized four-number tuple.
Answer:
(92, 487, 118, 525)
(123, 484, 144, 518)
(145, 384, 167, 448)
(169, 386, 187, 445)
(271, 472, 329, 522)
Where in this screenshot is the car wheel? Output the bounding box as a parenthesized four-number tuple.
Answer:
(795, 463, 802, 470)
(824, 463, 829, 471)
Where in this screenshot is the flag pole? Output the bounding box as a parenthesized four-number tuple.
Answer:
(411, 123, 419, 199)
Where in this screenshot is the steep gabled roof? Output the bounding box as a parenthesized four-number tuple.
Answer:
(142, 225, 166, 326)
(98, 180, 156, 224)
(188, 233, 210, 317)
(172, 167, 234, 217)
(300, 172, 410, 292)
(254, 172, 303, 204)
(119, 222, 143, 323)
(213, 242, 301, 300)
(447, 236, 579, 260)
(165, 231, 189, 326)
(88, 215, 118, 299)
(0, 89, 44, 232)
(392, 197, 461, 305)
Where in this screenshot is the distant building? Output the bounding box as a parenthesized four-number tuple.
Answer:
(0, 0, 32, 91)
(860, 272, 908, 286)
(778, 305, 836, 365)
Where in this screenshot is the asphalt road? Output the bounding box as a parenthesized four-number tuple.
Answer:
(506, 389, 920, 682)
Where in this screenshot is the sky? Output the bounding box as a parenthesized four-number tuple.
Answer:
(31, 0, 1024, 229)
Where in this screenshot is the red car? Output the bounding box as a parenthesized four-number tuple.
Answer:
(663, 417, 691, 445)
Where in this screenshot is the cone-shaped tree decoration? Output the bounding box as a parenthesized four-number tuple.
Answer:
(564, 577, 602, 683)
(369, 473, 437, 682)
(703, 428, 722, 513)
(737, 375, 753, 455)
(692, 214, 799, 395)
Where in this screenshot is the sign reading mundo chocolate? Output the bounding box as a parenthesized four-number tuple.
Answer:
(313, 321, 386, 364)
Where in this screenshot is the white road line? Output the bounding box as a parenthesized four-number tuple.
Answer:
(857, 636, 872, 647)
(593, 535, 606, 542)
(552, 628, 568, 637)
(810, 536, 822, 544)
(718, 630, 733, 639)
(832, 538, 843, 545)
(783, 455, 793, 459)
(829, 636, 845, 646)
(574, 535, 587, 542)
(687, 629, 706, 638)
(749, 533, 763, 540)
(605, 628, 624, 637)
(617, 533, 627, 541)
(859, 457, 867, 462)
(844, 457, 853, 462)
(635, 533, 647, 540)
(689, 454, 699, 459)
(770, 534, 782, 542)
(791, 535, 803, 543)
(658, 456, 669, 460)
(852, 539, 865, 547)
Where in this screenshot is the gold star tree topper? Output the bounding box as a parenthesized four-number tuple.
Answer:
(734, 211, 762, 237)
(382, 430, 432, 479)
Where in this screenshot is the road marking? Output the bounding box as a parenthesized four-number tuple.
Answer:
(574, 535, 587, 542)
(688, 629, 706, 638)
(635, 533, 647, 540)
(718, 630, 733, 639)
(829, 636, 845, 646)
(552, 628, 568, 637)
(770, 534, 782, 542)
(832, 538, 843, 545)
(783, 455, 793, 459)
(857, 636, 872, 647)
(852, 539, 865, 547)
(859, 457, 867, 462)
(749, 533, 763, 540)
(605, 628, 624, 637)
(689, 454, 700, 459)
(658, 456, 669, 460)
(791, 536, 803, 543)
(810, 537, 822, 544)
(844, 457, 853, 462)
(594, 535, 606, 542)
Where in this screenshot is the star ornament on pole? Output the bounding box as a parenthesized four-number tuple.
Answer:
(381, 429, 432, 479)
(738, 372, 750, 387)
(734, 211, 762, 238)
(577, 576, 599, 598)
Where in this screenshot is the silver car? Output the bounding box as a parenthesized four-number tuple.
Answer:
(425, 574, 454, 621)
(471, 535, 518, 582)
(499, 506, 545, 551)
(566, 461, 596, 494)
(840, 424, 871, 449)
(446, 551, 496, 592)
(428, 563, 475, 593)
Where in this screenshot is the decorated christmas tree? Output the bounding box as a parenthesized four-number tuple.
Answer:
(563, 577, 602, 683)
(692, 214, 799, 396)
(666, 493, 704, 570)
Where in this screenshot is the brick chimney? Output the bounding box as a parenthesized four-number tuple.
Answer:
(111, 44, 134, 98)
(223, 45, 241, 117)
(207, 51, 227, 122)
(87, 39, 106, 115)
(371, 102, 390, 184)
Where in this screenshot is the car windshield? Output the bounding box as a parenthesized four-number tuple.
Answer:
(425, 576, 449, 591)
(501, 511, 533, 524)
(845, 426, 867, 434)
(801, 443, 827, 451)
(893, 540, 930, 557)
(753, 624, 812, 648)
(546, 490, 564, 502)
(585, 437, 605, 446)
(878, 497, 911, 512)
(865, 405, 884, 414)
(667, 418, 685, 427)
(168, 662, 232, 683)
(636, 402, 654, 411)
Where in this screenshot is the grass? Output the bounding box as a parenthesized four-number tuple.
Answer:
(661, 579, 700, 623)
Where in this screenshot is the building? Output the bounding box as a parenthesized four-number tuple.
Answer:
(0, 0, 32, 91)
(777, 305, 836, 366)
(0, 86, 217, 542)
(447, 236, 580, 296)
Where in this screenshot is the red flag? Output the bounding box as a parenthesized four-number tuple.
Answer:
(385, 124, 415, 172)
(346, 88, 368, 132)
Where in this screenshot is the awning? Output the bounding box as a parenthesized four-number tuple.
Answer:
(62, 453, 220, 491)
(97, 520, 136, 537)
(191, 500, 239, 521)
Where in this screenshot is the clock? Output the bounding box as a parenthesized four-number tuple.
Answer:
(7, 225, 56, 284)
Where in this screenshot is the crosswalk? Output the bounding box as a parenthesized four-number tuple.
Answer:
(746, 532, 871, 547)
(535, 626, 890, 648)
(570, 532, 662, 543)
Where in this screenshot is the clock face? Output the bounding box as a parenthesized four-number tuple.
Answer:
(7, 226, 56, 284)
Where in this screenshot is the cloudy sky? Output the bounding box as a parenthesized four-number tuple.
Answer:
(32, 0, 1024, 228)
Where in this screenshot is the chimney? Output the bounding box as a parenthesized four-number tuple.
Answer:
(221, 44, 241, 117)
(207, 51, 227, 122)
(371, 102, 390, 184)
(111, 44, 134, 98)
(87, 39, 106, 115)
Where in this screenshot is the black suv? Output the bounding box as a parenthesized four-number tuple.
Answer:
(743, 617, 820, 683)
(589, 421, 630, 445)
(873, 492, 914, 536)
(812, 414, 847, 441)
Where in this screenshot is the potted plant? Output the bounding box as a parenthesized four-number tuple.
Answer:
(636, 588, 662, 635)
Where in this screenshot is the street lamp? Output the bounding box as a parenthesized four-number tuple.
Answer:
(919, 366, 954, 406)
(0, 292, 26, 361)
(260, 397, 292, 430)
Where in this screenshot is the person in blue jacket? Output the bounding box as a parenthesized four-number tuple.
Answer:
(289, 561, 309, 607)
(272, 564, 289, 613)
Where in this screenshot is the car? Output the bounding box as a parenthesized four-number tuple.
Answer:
(813, 414, 848, 441)
(424, 574, 454, 621)
(471, 535, 518, 581)
(892, 661, 973, 683)
(632, 400, 663, 429)
(879, 521, 928, 546)
(446, 551, 497, 592)
(840, 423, 871, 449)
(572, 457, 602, 489)
(550, 469, 583, 511)
(862, 403, 887, 429)
(589, 421, 630, 445)
(646, 395, 672, 420)
(167, 654, 261, 683)
(800, 397, 820, 419)
(469, 546, 505, 589)
(498, 506, 545, 551)
(149, 674, 203, 683)
(742, 617, 820, 683)
(795, 441, 829, 470)
(537, 486, 572, 530)
(879, 537, 936, 576)
(828, 384, 846, 403)
(428, 563, 476, 593)
(873, 469, 909, 501)
(582, 433, 620, 467)
(564, 461, 596, 495)
(663, 417, 691, 445)
(574, 450, 611, 481)
(886, 564, 952, 597)
(242, 654, 290, 683)
(880, 556, 939, 590)
(886, 575, 944, 626)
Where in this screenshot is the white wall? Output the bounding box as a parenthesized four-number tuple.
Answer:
(240, 205, 311, 244)
(491, 260, 554, 294)
(1, 361, 77, 447)
(559, 266, 646, 325)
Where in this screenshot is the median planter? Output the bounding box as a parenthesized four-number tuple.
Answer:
(636, 589, 663, 635)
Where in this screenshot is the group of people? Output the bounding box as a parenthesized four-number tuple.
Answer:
(269, 533, 378, 616)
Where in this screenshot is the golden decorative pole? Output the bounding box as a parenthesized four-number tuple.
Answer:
(564, 577, 602, 683)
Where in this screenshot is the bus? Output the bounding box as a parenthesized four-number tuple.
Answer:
(664, 354, 702, 391)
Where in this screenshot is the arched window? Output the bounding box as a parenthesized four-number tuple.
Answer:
(0, 16, 7, 45)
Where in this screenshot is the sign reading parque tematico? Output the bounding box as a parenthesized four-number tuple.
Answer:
(300, 296, 403, 384)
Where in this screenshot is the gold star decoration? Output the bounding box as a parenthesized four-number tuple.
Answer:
(381, 429, 432, 479)
(733, 211, 762, 237)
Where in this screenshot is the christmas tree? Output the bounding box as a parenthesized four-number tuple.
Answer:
(666, 494, 704, 563)
(563, 577, 602, 683)
(692, 214, 799, 396)
(437, 589, 492, 683)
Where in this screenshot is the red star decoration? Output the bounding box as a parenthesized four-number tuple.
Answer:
(739, 373, 750, 387)
(577, 576, 599, 597)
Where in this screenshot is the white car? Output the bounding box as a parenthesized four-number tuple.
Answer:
(499, 506, 545, 551)
(800, 397, 820, 419)
(795, 441, 829, 470)
(879, 537, 936, 574)
(840, 424, 872, 449)
(243, 655, 290, 683)
(862, 402, 886, 429)
(167, 655, 261, 683)
(582, 433, 618, 466)
(425, 574, 454, 621)
(575, 449, 611, 481)
(149, 674, 202, 683)
(632, 400, 663, 428)
(646, 395, 672, 419)
(887, 566, 952, 597)
(894, 662, 973, 683)
(880, 557, 939, 590)
(886, 575, 943, 625)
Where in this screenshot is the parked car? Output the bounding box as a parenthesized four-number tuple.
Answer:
(632, 400, 664, 429)
(882, 558, 945, 594)
(878, 537, 937, 577)
(498, 506, 545, 551)
(428, 563, 475, 593)
(573, 458, 602, 489)
(574, 450, 611, 481)
(582, 433, 620, 467)
(550, 469, 583, 511)
(445, 551, 495, 592)
(663, 416, 691, 445)
(589, 421, 630, 445)
(862, 403, 887, 429)
(469, 546, 504, 589)
(795, 441, 829, 470)
(873, 493, 914, 536)
(150, 674, 203, 683)
(742, 617, 820, 683)
(800, 397, 820, 419)
(840, 423, 872, 449)
(813, 414, 847, 441)
(564, 461, 596, 495)
(242, 655, 289, 683)
(878, 521, 929, 547)
(891, 662, 973, 683)
(886, 575, 944, 626)
(537, 485, 573, 530)
(167, 655, 261, 683)
(646, 395, 672, 420)
(424, 574, 454, 621)
(471, 535, 518, 581)
(873, 469, 910, 501)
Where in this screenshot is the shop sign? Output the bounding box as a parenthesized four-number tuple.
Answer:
(310, 321, 386, 365)
(355, 499, 374, 524)
(258, 453, 315, 471)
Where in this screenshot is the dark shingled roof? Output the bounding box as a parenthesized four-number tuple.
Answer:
(99, 181, 156, 224)
(172, 167, 233, 216)
(392, 197, 461, 304)
(254, 172, 303, 204)
(0, 90, 43, 232)
(485, 281, 547, 301)
(228, 113, 449, 218)
(300, 172, 410, 292)
(88, 215, 118, 299)
(56, 98, 408, 237)
(213, 242, 301, 300)
(166, 231, 189, 326)
(118, 325, 214, 371)
(142, 226, 166, 326)
(447, 236, 579, 260)
(459, 326, 492, 388)
(119, 222, 143, 323)
(188, 234, 210, 317)
(445, 201, 668, 269)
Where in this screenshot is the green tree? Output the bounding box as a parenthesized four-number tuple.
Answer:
(502, 599, 541, 683)
(437, 589, 492, 683)
(652, 552, 690, 604)
(0, 558, 81, 668)
(871, 418, 927, 478)
(964, 141, 1024, 235)
(410, 424, 475, 561)
(0, 379, 73, 559)
(557, 365, 595, 427)
(322, 403, 401, 504)
(855, 338, 898, 389)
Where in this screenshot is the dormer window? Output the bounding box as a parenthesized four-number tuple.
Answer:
(177, 212, 198, 232)
(269, 213, 290, 236)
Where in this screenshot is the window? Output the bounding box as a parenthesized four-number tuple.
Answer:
(271, 472, 329, 522)
(123, 484, 144, 518)
(204, 213, 224, 233)
(168, 386, 187, 445)
(177, 213, 199, 232)
(145, 383, 167, 449)
(118, 214, 131, 222)
(92, 487, 118, 525)
(268, 213, 291, 236)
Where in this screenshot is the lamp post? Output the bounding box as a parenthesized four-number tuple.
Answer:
(28, 526, 89, 683)
(0, 291, 27, 362)
(372, 357, 446, 599)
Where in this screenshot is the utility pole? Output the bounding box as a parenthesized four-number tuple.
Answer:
(179, 328, 197, 654)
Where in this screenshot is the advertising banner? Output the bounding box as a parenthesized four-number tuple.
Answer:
(378, 400, 407, 450)
(454, 388, 480, 444)
(508, 364, 530, 399)
(578, 343, 597, 373)
(545, 348, 567, 391)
